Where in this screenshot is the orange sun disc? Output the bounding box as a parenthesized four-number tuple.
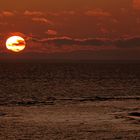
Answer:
(6, 36, 26, 52)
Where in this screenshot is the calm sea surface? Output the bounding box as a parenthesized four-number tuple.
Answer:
(0, 62, 140, 104)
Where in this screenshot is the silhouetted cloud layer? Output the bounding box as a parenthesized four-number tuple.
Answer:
(114, 37, 140, 48)
(30, 36, 140, 49)
(85, 9, 111, 17)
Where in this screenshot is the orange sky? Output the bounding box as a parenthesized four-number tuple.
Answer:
(0, 0, 140, 60)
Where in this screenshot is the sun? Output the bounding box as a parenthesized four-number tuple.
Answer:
(6, 36, 26, 52)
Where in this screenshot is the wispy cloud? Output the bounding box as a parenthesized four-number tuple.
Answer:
(45, 30, 57, 35)
(32, 17, 52, 24)
(85, 9, 111, 17)
(24, 10, 44, 16)
(0, 11, 15, 17)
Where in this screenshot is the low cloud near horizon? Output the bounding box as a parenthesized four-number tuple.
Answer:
(29, 36, 140, 49)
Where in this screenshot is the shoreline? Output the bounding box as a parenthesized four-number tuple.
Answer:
(0, 99, 139, 139)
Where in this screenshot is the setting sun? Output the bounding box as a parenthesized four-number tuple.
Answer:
(6, 36, 26, 52)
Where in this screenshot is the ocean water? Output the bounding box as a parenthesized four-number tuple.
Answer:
(0, 62, 140, 104)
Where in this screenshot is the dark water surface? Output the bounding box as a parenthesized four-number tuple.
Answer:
(0, 62, 140, 104)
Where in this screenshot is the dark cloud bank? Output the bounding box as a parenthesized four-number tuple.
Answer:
(1, 35, 140, 60)
(31, 36, 140, 48)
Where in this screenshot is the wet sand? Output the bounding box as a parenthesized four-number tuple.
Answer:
(0, 98, 140, 140)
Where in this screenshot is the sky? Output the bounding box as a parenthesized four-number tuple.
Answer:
(0, 0, 140, 60)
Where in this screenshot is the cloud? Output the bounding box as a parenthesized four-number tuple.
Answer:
(11, 40, 25, 46)
(114, 37, 140, 48)
(30, 36, 140, 49)
(32, 17, 52, 24)
(99, 27, 109, 34)
(45, 30, 57, 35)
(24, 10, 44, 16)
(0, 11, 15, 17)
(20, 11, 53, 25)
(23, 10, 76, 18)
(46, 10, 76, 17)
(85, 9, 111, 17)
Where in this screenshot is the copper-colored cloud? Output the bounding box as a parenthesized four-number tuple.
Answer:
(85, 9, 111, 17)
(24, 10, 44, 16)
(45, 30, 57, 35)
(32, 17, 52, 24)
(31, 37, 112, 47)
(0, 11, 15, 17)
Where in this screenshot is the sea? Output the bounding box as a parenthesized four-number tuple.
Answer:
(0, 61, 140, 105)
